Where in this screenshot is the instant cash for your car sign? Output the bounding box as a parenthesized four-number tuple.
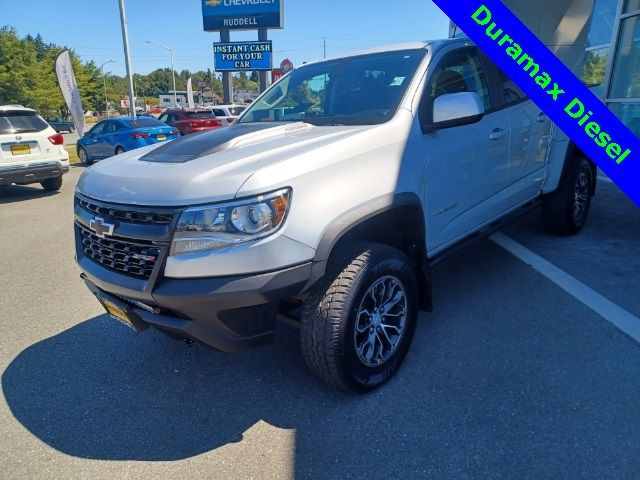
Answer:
(213, 41, 273, 71)
(202, 0, 284, 31)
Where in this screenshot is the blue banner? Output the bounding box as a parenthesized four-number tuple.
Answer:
(213, 41, 273, 72)
(202, 0, 283, 31)
(432, 0, 640, 207)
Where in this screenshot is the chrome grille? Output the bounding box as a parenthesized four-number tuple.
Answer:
(76, 196, 175, 225)
(78, 225, 161, 280)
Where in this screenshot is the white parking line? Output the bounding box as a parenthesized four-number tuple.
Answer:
(491, 233, 640, 344)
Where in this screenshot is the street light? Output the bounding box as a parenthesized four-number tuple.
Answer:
(99, 60, 115, 118)
(146, 40, 177, 107)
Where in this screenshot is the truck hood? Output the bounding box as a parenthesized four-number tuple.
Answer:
(76, 122, 368, 206)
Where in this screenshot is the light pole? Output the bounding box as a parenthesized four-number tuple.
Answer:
(99, 60, 115, 118)
(146, 40, 177, 107)
(118, 0, 136, 119)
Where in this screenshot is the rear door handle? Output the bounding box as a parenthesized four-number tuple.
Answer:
(489, 128, 506, 141)
(536, 112, 547, 123)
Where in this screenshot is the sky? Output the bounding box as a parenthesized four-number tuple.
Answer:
(1, 0, 450, 76)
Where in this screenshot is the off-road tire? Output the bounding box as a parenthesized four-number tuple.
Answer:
(41, 176, 62, 191)
(542, 157, 594, 235)
(301, 243, 418, 393)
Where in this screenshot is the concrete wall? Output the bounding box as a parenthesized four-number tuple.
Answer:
(451, 0, 595, 75)
(504, 0, 594, 74)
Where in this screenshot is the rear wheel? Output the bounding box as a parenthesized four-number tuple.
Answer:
(542, 157, 594, 235)
(68, 126, 75, 133)
(115, 146, 125, 155)
(41, 176, 62, 191)
(301, 243, 418, 393)
(78, 147, 91, 166)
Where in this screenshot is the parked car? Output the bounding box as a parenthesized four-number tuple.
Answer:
(76, 117, 180, 165)
(158, 108, 223, 135)
(74, 39, 597, 392)
(210, 104, 247, 125)
(0, 105, 69, 191)
(46, 117, 75, 133)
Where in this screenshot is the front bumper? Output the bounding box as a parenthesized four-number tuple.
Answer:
(0, 160, 69, 186)
(81, 261, 311, 352)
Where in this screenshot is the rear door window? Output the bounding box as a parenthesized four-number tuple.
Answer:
(0, 111, 48, 134)
(496, 68, 528, 106)
(89, 122, 107, 136)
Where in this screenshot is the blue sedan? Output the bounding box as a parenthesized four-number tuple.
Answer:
(77, 117, 180, 165)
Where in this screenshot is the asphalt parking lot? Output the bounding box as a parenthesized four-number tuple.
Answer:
(1, 169, 639, 480)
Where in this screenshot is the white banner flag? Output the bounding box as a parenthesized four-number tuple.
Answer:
(55, 50, 85, 136)
(187, 77, 195, 109)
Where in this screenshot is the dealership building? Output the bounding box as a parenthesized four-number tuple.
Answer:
(452, 0, 640, 136)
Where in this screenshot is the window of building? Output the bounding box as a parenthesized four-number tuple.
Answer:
(625, 0, 640, 13)
(609, 14, 640, 98)
(588, 0, 618, 47)
(581, 0, 618, 89)
(608, 102, 640, 136)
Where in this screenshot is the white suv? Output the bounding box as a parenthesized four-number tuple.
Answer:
(210, 104, 246, 126)
(0, 105, 69, 191)
(74, 40, 596, 392)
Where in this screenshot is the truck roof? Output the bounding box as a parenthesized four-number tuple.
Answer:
(304, 38, 469, 65)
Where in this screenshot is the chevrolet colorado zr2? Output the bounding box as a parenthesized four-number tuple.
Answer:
(74, 39, 596, 392)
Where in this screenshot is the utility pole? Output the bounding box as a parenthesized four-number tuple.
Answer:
(322, 37, 327, 59)
(118, 0, 136, 119)
(99, 60, 114, 118)
(220, 30, 234, 104)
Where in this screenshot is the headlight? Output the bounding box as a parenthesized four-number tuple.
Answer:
(171, 188, 291, 255)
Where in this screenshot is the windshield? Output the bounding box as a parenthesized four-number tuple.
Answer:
(124, 118, 164, 128)
(0, 111, 48, 134)
(238, 49, 425, 126)
(187, 112, 215, 119)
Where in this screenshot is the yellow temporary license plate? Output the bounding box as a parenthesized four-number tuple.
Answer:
(100, 298, 136, 330)
(10, 144, 30, 155)
(156, 134, 166, 141)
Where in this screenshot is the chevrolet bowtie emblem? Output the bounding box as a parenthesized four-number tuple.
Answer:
(89, 217, 115, 238)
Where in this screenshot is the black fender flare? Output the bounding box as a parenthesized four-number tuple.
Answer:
(303, 192, 431, 310)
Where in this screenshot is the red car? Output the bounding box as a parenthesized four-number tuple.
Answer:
(158, 109, 223, 136)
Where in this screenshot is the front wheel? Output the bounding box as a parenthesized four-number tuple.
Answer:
(542, 157, 594, 235)
(301, 243, 418, 393)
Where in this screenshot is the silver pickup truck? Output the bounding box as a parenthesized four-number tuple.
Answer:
(74, 39, 595, 392)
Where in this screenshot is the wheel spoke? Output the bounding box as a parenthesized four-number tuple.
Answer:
(381, 290, 404, 314)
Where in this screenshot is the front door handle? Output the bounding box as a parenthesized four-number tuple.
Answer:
(536, 112, 547, 123)
(489, 128, 506, 141)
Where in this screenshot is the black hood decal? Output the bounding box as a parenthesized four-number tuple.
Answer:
(139, 123, 280, 163)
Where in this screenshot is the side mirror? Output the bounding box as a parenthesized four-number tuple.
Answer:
(429, 92, 484, 131)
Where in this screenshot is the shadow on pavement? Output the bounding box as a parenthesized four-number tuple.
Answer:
(0, 184, 60, 204)
(3, 241, 640, 477)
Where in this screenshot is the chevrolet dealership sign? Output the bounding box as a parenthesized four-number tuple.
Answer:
(202, 0, 284, 31)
